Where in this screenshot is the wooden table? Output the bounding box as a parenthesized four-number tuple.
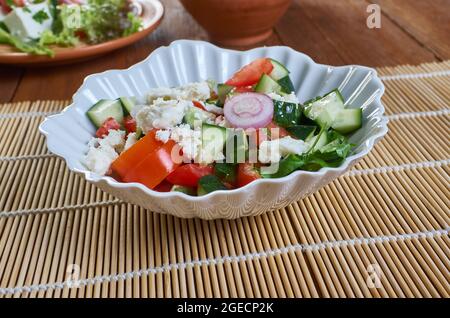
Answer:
(0, 0, 449, 103)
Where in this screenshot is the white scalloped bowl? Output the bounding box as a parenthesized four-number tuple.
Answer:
(39, 40, 388, 219)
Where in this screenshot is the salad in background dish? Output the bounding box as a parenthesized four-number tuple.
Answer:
(83, 58, 363, 196)
(0, 0, 142, 56)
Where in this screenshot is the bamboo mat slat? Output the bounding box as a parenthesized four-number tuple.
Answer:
(0, 61, 449, 298)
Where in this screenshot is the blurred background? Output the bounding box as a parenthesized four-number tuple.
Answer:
(0, 0, 448, 102)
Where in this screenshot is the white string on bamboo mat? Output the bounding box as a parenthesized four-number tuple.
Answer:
(379, 69, 450, 81)
(0, 158, 448, 218)
(386, 109, 449, 120)
(0, 111, 58, 120)
(0, 227, 448, 296)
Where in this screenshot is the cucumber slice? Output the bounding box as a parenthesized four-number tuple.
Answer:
(286, 125, 316, 140)
(202, 123, 227, 161)
(307, 131, 328, 151)
(184, 106, 215, 129)
(171, 185, 196, 195)
(86, 99, 124, 128)
(197, 175, 227, 195)
(225, 129, 248, 164)
(331, 108, 362, 134)
(304, 89, 345, 128)
(119, 97, 136, 115)
(269, 59, 289, 81)
(217, 83, 234, 106)
(255, 74, 282, 94)
(277, 76, 295, 94)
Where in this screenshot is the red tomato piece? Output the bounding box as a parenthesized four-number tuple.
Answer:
(266, 122, 289, 139)
(166, 164, 214, 188)
(111, 129, 162, 180)
(123, 116, 136, 134)
(234, 85, 255, 93)
(122, 140, 180, 190)
(225, 58, 273, 87)
(95, 117, 121, 138)
(192, 101, 207, 111)
(154, 180, 173, 192)
(237, 163, 261, 188)
(0, 0, 23, 12)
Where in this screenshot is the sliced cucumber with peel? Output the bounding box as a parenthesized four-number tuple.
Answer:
(119, 97, 136, 115)
(86, 99, 124, 128)
(331, 108, 362, 134)
(255, 74, 283, 94)
(304, 89, 345, 128)
(201, 123, 227, 161)
(269, 59, 290, 80)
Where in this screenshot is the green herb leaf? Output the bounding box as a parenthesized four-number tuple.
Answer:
(32, 10, 50, 24)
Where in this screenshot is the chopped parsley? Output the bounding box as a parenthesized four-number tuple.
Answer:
(32, 10, 50, 24)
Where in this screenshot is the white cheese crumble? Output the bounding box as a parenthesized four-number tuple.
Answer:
(258, 136, 308, 163)
(84, 130, 125, 175)
(169, 124, 202, 163)
(259, 139, 281, 163)
(147, 81, 211, 104)
(135, 98, 191, 132)
(158, 124, 224, 164)
(267, 92, 299, 104)
(155, 129, 171, 143)
(124, 132, 138, 151)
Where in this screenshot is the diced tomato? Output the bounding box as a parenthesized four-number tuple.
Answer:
(234, 85, 254, 93)
(0, 0, 24, 13)
(111, 129, 162, 179)
(237, 163, 261, 188)
(154, 180, 173, 192)
(266, 122, 289, 139)
(122, 140, 180, 189)
(166, 164, 213, 188)
(123, 116, 136, 134)
(225, 58, 273, 87)
(193, 101, 206, 111)
(95, 117, 121, 138)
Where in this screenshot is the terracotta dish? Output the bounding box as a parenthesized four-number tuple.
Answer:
(180, 0, 292, 46)
(0, 0, 164, 66)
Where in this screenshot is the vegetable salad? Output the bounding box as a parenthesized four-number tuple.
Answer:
(0, 0, 142, 56)
(83, 58, 362, 196)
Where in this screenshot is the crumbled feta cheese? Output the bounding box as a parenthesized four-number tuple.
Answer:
(155, 129, 171, 143)
(147, 81, 211, 103)
(258, 136, 307, 163)
(267, 92, 299, 104)
(259, 139, 281, 163)
(3, 3, 53, 40)
(84, 146, 118, 176)
(98, 129, 126, 153)
(84, 129, 126, 175)
(170, 124, 202, 163)
(136, 98, 191, 132)
(279, 136, 308, 156)
(124, 132, 138, 151)
(168, 124, 222, 164)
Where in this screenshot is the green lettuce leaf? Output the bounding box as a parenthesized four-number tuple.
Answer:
(0, 28, 54, 56)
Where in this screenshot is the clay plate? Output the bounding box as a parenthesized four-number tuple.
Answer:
(0, 0, 164, 66)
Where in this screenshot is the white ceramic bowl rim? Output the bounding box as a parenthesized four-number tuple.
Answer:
(40, 40, 388, 203)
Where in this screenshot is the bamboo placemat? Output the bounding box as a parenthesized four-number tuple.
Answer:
(0, 61, 449, 298)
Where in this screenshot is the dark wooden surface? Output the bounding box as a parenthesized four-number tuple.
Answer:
(0, 0, 448, 103)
